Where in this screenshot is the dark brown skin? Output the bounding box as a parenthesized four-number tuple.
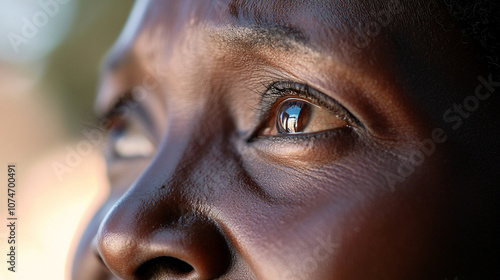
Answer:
(72, 0, 499, 279)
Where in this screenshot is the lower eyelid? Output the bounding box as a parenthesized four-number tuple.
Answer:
(249, 125, 355, 143)
(247, 127, 359, 164)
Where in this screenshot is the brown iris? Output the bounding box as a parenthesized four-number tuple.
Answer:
(277, 99, 312, 133)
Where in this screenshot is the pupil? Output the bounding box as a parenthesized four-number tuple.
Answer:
(278, 100, 311, 133)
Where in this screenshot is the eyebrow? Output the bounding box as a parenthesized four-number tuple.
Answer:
(210, 22, 317, 55)
(96, 4, 323, 117)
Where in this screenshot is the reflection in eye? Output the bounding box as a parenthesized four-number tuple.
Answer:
(107, 115, 154, 159)
(277, 99, 312, 133)
(260, 98, 348, 136)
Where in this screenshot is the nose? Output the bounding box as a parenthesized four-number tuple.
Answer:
(96, 177, 232, 279)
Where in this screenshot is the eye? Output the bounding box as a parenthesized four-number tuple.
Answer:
(105, 113, 155, 160)
(259, 97, 349, 136)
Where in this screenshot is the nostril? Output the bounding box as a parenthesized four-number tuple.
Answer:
(136, 256, 194, 278)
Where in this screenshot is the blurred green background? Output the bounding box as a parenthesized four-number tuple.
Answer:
(0, 1, 135, 279)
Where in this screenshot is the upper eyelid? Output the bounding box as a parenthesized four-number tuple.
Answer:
(102, 93, 136, 122)
(268, 82, 344, 114)
(255, 81, 362, 128)
(100, 92, 152, 130)
(93, 93, 135, 131)
(97, 93, 158, 142)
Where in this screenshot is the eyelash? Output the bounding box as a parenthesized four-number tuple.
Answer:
(100, 83, 359, 148)
(99, 94, 136, 131)
(99, 95, 159, 161)
(251, 81, 360, 139)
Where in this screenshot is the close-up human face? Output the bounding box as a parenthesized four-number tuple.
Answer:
(72, 0, 499, 279)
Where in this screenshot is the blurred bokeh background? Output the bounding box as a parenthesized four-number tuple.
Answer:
(0, 0, 135, 279)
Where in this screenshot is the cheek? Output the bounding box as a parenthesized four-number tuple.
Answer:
(235, 137, 452, 278)
(240, 134, 399, 200)
(250, 127, 358, 167)
(332, 167, 453, 279)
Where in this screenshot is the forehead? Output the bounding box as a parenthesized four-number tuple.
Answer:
(105, 0, 424, 66)
(98, 0, 471, 121)
(99, 0, 417, 104)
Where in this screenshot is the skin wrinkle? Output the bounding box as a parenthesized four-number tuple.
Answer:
(157, 135, 272, 220)
(211, 25, 312, 54)
(224, 38, 421, 141)
(166, 86, 273, 204)
(242, 133, 398, 205)
(110, 1, 426, 141)
(203, 1, 426, 141)
(72, 1, 500, 279)
(101, 1, 442, 137)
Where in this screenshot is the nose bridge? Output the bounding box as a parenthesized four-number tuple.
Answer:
(96, 105, 238, 279)
(162, 130, 237, 200)
(151, 90, 243, 203)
